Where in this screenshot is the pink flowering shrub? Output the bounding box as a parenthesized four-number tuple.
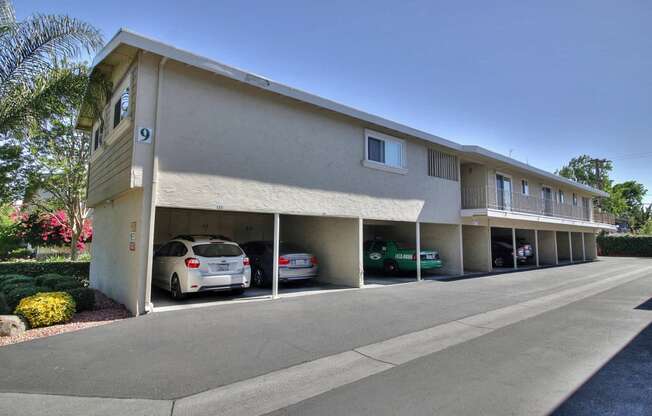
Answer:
(11, 210, 92, 250)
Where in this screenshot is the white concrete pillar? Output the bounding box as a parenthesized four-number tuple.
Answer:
(581, 232, 586, 261)
(534, 229, 540, 267)
(512, 227, 517, 269)
(568, 232, 573, 263)
(458, 224, 464, 276)
(358, 218, 364, 287)
(487, 226, 493, 271)
(554, 232, 559, 265)
(272, 213, 280, 299)
(415, 222, 421, 281)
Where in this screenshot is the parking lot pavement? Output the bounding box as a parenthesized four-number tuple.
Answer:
(0, 258, 650, 404)
(265, 274, 652, 416)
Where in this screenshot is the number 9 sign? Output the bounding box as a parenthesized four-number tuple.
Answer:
(137, 127, 153, 144)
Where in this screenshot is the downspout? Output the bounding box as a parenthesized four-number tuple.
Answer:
(141, 56, 168, 313)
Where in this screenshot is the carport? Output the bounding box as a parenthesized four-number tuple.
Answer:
(556, 231, 572, 263)
(537, 230, 557, 266)
(571, 232, 585, 262)
(515, 229, 537, 268)
(491, 227, 515, 270)
(584, 232, 597, 260)
(363, 220, 415, 285)
(420, 223, 463, 277)
(149, 208, 359, 310)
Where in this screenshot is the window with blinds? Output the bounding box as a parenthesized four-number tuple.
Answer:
(427, 148, 458, 181)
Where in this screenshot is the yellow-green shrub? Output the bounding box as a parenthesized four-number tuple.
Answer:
(14, 292, 76, 328)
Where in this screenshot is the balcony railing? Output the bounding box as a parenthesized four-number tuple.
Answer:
(461, 186, 615, 224)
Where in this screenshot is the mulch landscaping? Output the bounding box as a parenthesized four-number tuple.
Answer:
(0, 290, 130, 347)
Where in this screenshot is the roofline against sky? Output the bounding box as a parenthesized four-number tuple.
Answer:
(87, 28, 609, 198)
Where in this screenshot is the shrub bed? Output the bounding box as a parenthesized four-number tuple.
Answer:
(15, 292, 76, 328)
(66, 288, 95, 312)
(0, 261, 89, 280)
(6, 286, 49, 310)
(597, 234, 652, 257)
(0, 275, 34, 294)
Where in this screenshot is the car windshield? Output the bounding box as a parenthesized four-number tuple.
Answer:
(192, 243, 242, 257)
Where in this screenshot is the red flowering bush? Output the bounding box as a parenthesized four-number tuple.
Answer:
(12, 210, 92, 250)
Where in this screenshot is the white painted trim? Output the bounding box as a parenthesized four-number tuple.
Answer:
(272, 213, 280, 299)
(363, 129, 407, 171)
(460, 208, 617, 231)
(361, 160, 408, 175)
(415, 222, 421, 281)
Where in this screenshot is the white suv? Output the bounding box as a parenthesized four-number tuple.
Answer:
(152, 235, 251, 299)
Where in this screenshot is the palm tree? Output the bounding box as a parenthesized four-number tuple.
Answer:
(0, 0, 103, 134)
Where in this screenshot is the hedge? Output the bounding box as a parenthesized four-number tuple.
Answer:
(0, 261, 89, 280)
(597, 234, 652, 257)
(66, 288, 95, 312)
(15, 292, 76, 328)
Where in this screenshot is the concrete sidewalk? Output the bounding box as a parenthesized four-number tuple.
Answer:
(0, 258, 650, 411)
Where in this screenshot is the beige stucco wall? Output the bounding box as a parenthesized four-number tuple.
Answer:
(571, 232, 584, 260)
(537, 230, 557, 265)
(462, 225, 491, 272)
(421, 223, 463, 275)
(152, 61, 461, 224)
(89, 189, 144, 314)
(556, 231, 571, 262)
(282, 215, 362, 287)
(584, 233, 597, 260)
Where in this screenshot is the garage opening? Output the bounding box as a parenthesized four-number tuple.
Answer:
(584, 232, 597, 260)
(571, 232, 584, 262)
(537, 230, 557, 266)
(280, 214, 362, 291)
(556, 231, 571, 263)
(514, 229, 537, 268)
(363, 220, 419, 286)
(150, 208, 274, 309)
(462, 225, 491, 273)
(491, 227, 515, 270)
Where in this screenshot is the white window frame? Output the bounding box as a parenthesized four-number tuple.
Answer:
(558, 189, 565, 204)
(521, 179, 529, 195)
(363, 129, 407, 174)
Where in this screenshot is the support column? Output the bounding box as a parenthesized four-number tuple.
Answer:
(512, 227, 517, 269)
(358, 218, 364, 287)
(272, 213, 280, 299)
(415, 222, 421, 281)
(534, 229, 540, 267)
(568, 232, 573, 263)
(554, 232, 559, 265)
(458, 224, 464, 276)
(581, 233, 586, 261)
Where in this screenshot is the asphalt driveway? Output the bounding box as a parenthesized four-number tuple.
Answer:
(0, 257, 650, 403)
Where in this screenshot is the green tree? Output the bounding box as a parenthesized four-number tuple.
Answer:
(557, 155, 613, 191)
(0, 0, 103, 134)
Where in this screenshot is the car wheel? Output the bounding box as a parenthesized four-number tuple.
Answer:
(231, 288, 245, 296)
(252, 268, 266, 287)
(494, 257, 504, 267)
(170, 274, 185, 300)
(383, 260, 399, 275)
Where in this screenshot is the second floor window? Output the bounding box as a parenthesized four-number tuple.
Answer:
(113, 87, 130, 128)
(558, 190, 565, 204)
(93, 124, 103, 150)
(572, 193, 578, 206)
(365, 130, 405, 170)
(521, 180, 529, 195)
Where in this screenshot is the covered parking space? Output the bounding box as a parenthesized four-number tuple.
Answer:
(515, 228, 537, 268)
(149, 208, 359, 310)
(490, 226, 515, 270)
(571, 232, 585, 261)
(363, 220, 417, 285)
(420, 223, 463, 277)
(556, 231, 572, 263)
(537, 230, 557, 266)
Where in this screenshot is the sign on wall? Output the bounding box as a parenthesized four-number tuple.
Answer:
(129, 222, 137, 251)
(137, 127, 153, 144)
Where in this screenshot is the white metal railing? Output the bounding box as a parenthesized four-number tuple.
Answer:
(460, 186, 613, 223)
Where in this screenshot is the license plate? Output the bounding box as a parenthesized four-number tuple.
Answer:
(293, 259, 309, 267)
(210, 263, 229, 272)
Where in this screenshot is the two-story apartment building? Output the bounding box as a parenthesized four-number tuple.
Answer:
(77, 30, 615, 315)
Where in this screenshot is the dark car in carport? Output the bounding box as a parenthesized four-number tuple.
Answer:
(492, 241, 533, 267)
(240, 241, 319, 287)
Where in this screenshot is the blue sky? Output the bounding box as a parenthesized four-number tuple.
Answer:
(16, 1, 652, 201)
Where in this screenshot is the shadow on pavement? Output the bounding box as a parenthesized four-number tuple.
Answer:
(551, 305, 652, 416)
